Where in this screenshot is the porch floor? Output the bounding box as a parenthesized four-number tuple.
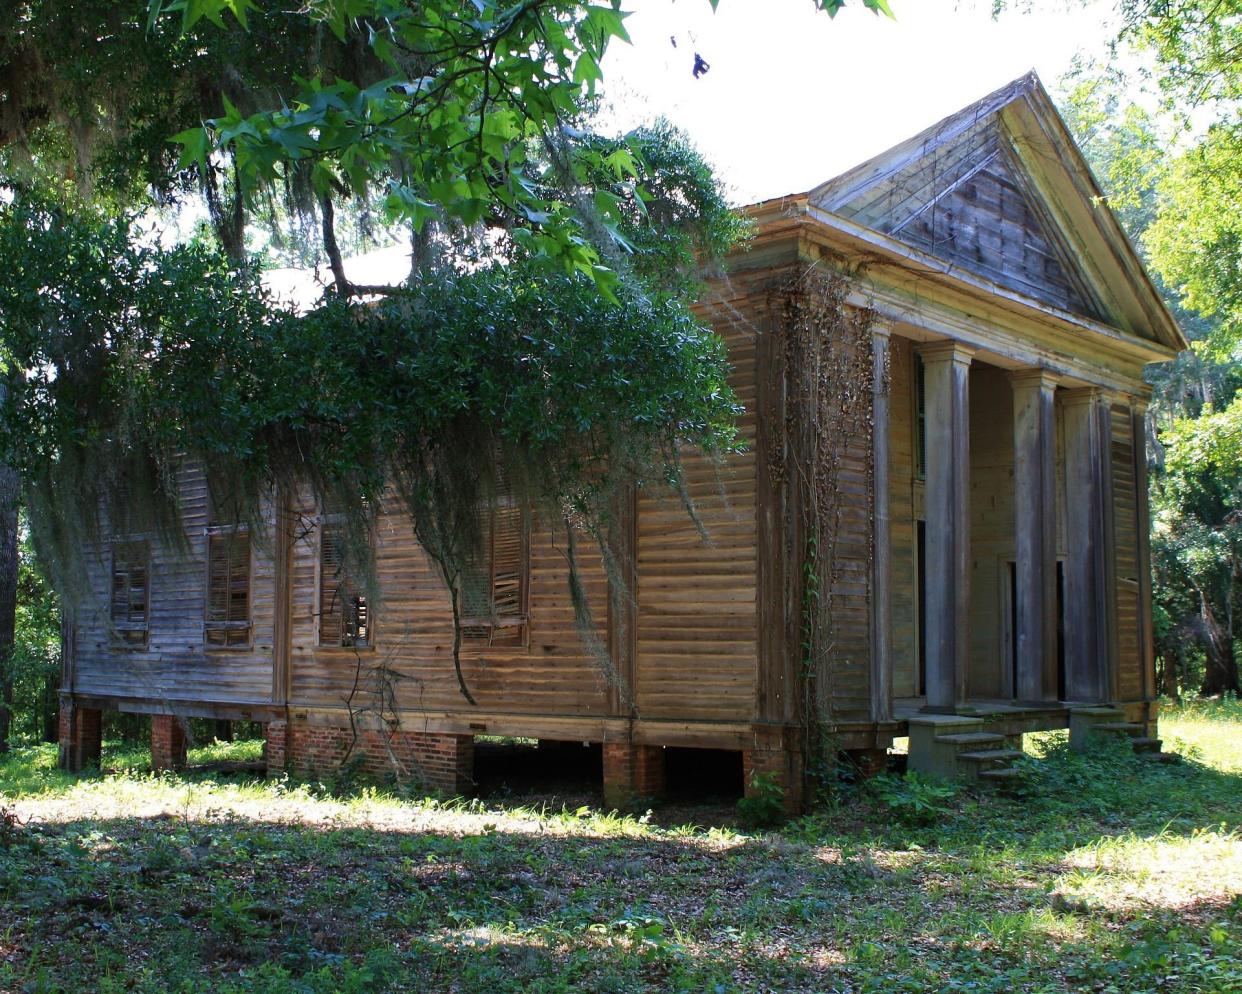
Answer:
(893, 699, 1074, 737)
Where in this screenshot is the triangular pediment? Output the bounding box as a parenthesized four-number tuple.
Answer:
(808, 73, 1185, 351)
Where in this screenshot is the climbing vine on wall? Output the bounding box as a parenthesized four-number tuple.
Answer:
(772, 266, 877, 765)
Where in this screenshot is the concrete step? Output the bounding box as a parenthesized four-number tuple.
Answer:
(1141, 751, 1182, 765)
(1130, 737, 1162, 754)
(1090, 722, 1145, 736)
(936, 732, 1006, 747)
(1070, 706, 1126, 718)
(957, 749, 1024, 765)
(978, 767, 1023, 783)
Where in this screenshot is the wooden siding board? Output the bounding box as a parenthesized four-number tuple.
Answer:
(636, 318, 758, 723)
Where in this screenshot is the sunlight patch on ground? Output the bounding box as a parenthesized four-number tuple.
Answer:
(1060, 827, 1242, 911)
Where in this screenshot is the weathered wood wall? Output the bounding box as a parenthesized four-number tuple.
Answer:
(1110, 403, 1144, 702)
(286, 493, 613, 719)
(634, 316, 758, 724)
(70, 463, 277, 708)
(888, 338, 919, 699)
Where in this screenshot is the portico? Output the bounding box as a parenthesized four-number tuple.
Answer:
(880, 332, 1145, 718)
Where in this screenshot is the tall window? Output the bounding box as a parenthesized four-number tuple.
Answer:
(318, 522, 371, 648)
(205, 528, 251, 647)
(110, 541, 149, 648)
(459, 499, 529, 649)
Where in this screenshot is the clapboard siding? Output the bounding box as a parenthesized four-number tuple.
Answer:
(820, 413, 875, 722)
(635, 317, 757, 722)
(71, 463, 277, 705)
(966, 366, 1016, 700)
(889, 338, 919, 698)
(1111, 405, 1144, 702)
(287, 489, 612, 716)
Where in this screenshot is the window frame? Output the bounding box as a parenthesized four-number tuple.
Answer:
(109, 539, 151, 650)
(203, 524, 253, 650)
(315, 515, 375, 651)
(457, 498, 531, 653)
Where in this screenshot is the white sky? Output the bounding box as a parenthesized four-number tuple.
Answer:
(601, 0, 1119, 204)
(269, 0, 1122, 301)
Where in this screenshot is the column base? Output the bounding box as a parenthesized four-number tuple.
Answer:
(602, 743, 665, 810)
(842, 747, 888, 780)
(743, 748, 805, 814)
(151, 715, 188, 771)
(58, 703, 102, 772)
(265, 720, 288, 775)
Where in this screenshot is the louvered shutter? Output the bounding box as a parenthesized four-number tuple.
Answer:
(318, 521, 372, 648)
(205, 531, 250, 646)
(488, 501, 528, 648)
(458, 498, 529, 649)
(319, 524, 344, 647)
(110, 541, 150, 647)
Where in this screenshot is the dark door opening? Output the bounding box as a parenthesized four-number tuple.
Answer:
(1009, 560, 1019, 700)
(1007, 560, 1069, 702)
(916, 519, 927, 696)
(1056, 560, 1066, 701)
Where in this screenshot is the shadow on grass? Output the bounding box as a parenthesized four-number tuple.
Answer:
(2, 792, 1240, 994)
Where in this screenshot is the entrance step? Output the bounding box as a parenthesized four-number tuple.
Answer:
(935, 732, 1006, 747)
(1090, 722, 1145, 735)
(957, 749, 1024, 766)
(978, 767, 1022, 782)
(1130, 737, 1163, 754)
(909, 714, 1026, 783)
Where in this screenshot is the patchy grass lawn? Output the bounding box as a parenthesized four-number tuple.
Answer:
(2, 703, 1240, 993)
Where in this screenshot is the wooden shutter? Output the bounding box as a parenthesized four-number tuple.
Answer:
(459, 499, 529, 650)
(110, 541, 149, 647)
(205, 530, 250, 647)
(488, 501, 528, 648)
(318, 522, 371, 648)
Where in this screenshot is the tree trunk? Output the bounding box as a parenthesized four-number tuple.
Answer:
(1159, 646, 1180, 701)
(41, 671, 58, 743)
(1198, 592, 1241, 696)
(0, 458, 18, 754)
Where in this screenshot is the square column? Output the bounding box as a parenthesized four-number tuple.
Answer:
(919, 342, 974, 712)
(870, 324, 893, 723)
(1011, 369, 1060, 702)
(1062, 388, 1115, 702)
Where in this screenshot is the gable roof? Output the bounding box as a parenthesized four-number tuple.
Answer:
(807, 72, 1186, 352)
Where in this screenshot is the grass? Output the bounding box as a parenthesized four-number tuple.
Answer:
(1, 700, 1239, 993)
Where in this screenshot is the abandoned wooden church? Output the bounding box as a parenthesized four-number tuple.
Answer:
(58, 73, 1186, 809)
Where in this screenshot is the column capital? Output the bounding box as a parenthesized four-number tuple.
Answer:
(1060, 385, 1118, 409)
(918, 340, 975, 365)
(870, 317, 894, 340)
(1009, 367, 1061, 391)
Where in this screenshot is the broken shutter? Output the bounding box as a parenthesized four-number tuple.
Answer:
(459, 498, 529, 649)
(318, 522, 371, 648)
(110, 541, 150, 647)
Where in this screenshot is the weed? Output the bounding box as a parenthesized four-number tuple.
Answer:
(870, 771, 959, 825)
(736, 771, 786, 828)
